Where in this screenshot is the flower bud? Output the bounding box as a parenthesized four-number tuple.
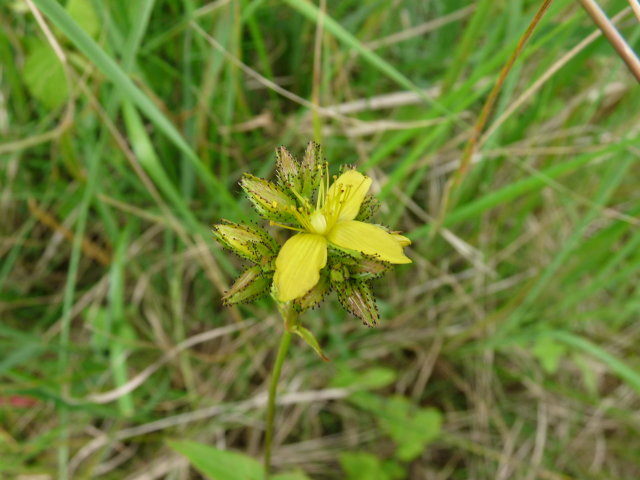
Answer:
(302, 140, 322, 170)
(355, 195, 380, 222)
(240, 174, 298, 222)
(350, 256, 390, 280)
(212, 220, 277, 262)
(300, 141, 322, 198)
(222, 266, 272, 306)
(337, 280, 379, 327)
(329, 263, 348, 283)
(276, 146, 301, 190)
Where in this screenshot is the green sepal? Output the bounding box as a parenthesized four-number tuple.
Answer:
(329, 263, 348, 284)
(212, 220, 278, 263)
(259, 254, 276, 272)
(222, 266, 272, 306)
(240, 174, 298, 222)
(327, 243, 364, 261)
(274, 142, 322, 201)
(336, 280, 379, 327)
(290, 324, 329, 361)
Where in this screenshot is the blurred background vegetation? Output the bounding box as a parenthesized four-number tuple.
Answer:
(2, 0, 640, 478)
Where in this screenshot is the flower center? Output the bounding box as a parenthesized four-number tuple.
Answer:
(309, 210, 328, 235)
(269, 164, 356, 236)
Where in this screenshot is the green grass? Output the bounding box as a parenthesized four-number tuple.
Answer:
(2, 0, 640, 478)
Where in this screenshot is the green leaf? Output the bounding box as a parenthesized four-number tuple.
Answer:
(169, 441, 261, 480)
(348, 393, 442, 461)
(66, 0, 99, 38)
(339, 452, 404, 480)
(532, 337, 567, 374)
(331, 367, 396, 391)
(376, 396, 442, 462)
(291, 324, 328, 361)
(22, 41, 68, 109)
(168, 440, 311, 480)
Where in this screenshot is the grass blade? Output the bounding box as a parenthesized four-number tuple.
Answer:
(32, 0, 237, 209)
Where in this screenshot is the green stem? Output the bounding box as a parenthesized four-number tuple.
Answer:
(263, 323, 293, 478)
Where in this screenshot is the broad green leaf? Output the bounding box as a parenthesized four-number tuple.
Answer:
(532, 338, 567, 374)
(348, 393, 442, 461)
(22, 41, 68, 109)
(376, 396, 442, 462)
(291, 324, 328, 361)
(168, 440, 310, 480)
(169, 441, 262, 480)
(339, 452, 404, 480)
(331, 367, 396, 391)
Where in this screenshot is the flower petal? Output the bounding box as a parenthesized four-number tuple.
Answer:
(328, 221, 411, 264)
(327, 169, 372, 222)
(274, 233, 328, 302)
(391, 233, 411, 247)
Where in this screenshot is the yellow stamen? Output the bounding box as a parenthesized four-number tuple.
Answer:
(288, 187, 311, 210)
(269, 221, 306, 233)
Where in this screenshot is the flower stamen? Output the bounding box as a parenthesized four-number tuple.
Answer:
(288, 188, 312, 211)
(269, 221, 306, 233)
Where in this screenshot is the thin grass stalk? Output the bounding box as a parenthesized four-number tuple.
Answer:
(630, 0, 640, 22)
(430, 0, 554, 240)
(454, 0, 554, 188)
(311, 0, 326, 144)
(579, 0, 640, 82)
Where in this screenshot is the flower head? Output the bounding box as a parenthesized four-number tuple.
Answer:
(270, 167, 411, 302)
(214, 142, 412, 327)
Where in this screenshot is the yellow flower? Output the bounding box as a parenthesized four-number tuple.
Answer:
(273, 169, 411, 302)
